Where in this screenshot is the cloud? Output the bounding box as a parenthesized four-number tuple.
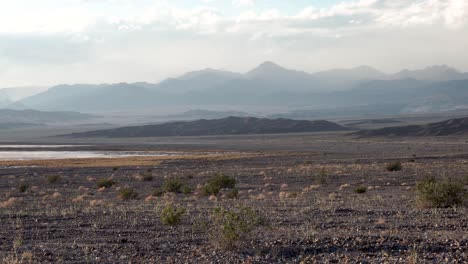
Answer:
(232, 0, 255, 7)
(1, 0, 466, 37)
(0, 0, 468, 86)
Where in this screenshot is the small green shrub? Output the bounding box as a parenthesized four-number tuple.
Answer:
(96, 178, 116, 188)
(118, 188, 138, 200)
(181, 185, 192, 195)
(152, 188, 163, 197)
(162, 178, 184, 193)
(315, 168, 328, 185)
(47, 175, 61, 184)
(386, 162, 402, 172)
(19, 183, 29, 193)
(140, 173, 154, 182)
(226, 188, 239, 199)
(416, 178, 466, 208)
(203, 174, 237, 196)
(354, 186, 367, 194)
(209, 206, 265, 250)
(160, 204, 186, 226)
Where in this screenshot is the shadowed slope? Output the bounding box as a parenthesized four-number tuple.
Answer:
(63, 116, 349, 138)
(354, 117, 468, 137)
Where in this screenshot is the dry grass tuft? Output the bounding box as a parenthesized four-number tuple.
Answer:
(0, 197, 18, 208)
(339, 183, 350, 190)
(72, 195, 86, 203)
(89, 199, 105, 207)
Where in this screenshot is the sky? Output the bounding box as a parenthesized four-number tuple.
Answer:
(0, 0, 468, 87)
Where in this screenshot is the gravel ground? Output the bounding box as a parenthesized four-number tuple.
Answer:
(0, 138, 467, 263)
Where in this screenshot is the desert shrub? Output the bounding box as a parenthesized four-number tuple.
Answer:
(287, 191, 300, 198)
(140, 173, 154, 182)
(226, 188, 239, 199)
(96, 178, 116, 188)
(203, 174, 237, 196)
(315, 168, 328, 184)
(118, 188, 138, 200)
(386, 162, 402, 172)
(47, 175, 61, 183)
(162, 178, 184, 193)
(152, 188, 164, 197)
(354, 186, 367, 194)
(19, 183, 29, 193)
(160, 204, 186, 226)
(209, 206, 265, 250)
(181, 185, 192, 195)
(416, 178, 466, 208)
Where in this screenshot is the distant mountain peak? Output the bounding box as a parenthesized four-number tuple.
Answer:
(258, 61, 282, 68)
(393, 64, 464, 81)
(425, 65, 460, 73)
(246, 61, 308, 80)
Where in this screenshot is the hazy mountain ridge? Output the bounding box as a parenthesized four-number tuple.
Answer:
(353, 117, 468, 137)
(164, 109, 251, 120)
(0, 109, 95, 130)
(63, 116, 349, 138)
(392, 65, 468, 81)
(0, 109, 94, 123)
(12, 62, 468, 115)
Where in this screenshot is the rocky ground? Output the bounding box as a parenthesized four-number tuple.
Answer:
(0, 136, 467, 263)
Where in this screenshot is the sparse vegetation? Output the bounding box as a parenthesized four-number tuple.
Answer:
(203, 174, 236, 195)
(140, 173, 154, 182)
(354, 186, 367, 194)
(386, 161, 402, 172)
(1, 136, 467, 262)
(162, 178, 184, 193)
(209, 206, 265, 250)
(152, 188, 163, 197)
(96, 178, 116, 188)
(416, 177, 466, 208)
(160, 204, 186, 226)
(118, 188, 138, 200)
(226, 188, 239, 199)
(19, 183, 29, 193)
(47, 175, 61, 183)
(181, 185, 192, 195)
(315, 168, 328, 184)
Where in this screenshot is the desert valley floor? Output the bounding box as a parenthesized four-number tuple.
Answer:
(0, 133, 467, 263)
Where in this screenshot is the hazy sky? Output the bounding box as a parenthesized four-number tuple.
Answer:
(1, 0, 467, 86)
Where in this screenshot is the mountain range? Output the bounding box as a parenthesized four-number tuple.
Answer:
(62, 116, 349, 138)
(0, 109, 95, 130)
(353, 117, 468, 137)
(4, 62, 468, 116)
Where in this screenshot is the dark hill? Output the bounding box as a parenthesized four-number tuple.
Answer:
(64, 116, 349, 138)
(353, 117, 468, 137)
